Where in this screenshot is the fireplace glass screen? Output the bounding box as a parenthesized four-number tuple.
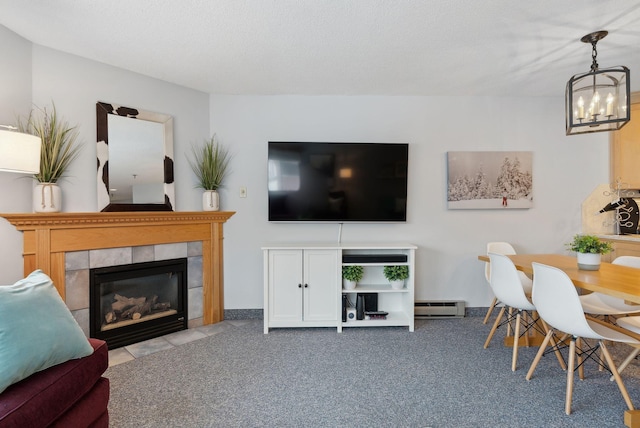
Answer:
(90, 258, 187, 349)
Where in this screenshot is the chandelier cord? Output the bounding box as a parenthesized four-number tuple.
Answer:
(591, 40, 599, 72)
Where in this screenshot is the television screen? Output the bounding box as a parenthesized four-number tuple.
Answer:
(268, 142, 408, 222)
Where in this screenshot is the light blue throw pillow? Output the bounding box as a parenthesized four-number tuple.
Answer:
(0, 270, 93, 394)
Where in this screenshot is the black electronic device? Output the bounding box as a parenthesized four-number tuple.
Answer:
(365, 310, 388, 320)
(342, 254, 407, 263)
(356, 295, 365, 320)
(268, 142, 409, 222)
(358, 293, 378, 312)
(342, 294, 348, 322)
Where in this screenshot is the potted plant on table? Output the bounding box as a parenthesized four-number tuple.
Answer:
(188, 134, 232, 211)
(566, 234, 613, 271)
(17, 104, 82, 213)
(383, 265, 409, 290)
(342, 265, 363, 290)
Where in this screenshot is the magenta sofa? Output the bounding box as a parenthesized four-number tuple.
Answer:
(0, 338, 109, 428)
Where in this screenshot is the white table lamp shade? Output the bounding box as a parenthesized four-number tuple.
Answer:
(0, 129, 41, 174)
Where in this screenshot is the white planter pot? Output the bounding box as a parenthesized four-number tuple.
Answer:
(577, 252, 601, 271)
(390, 279, 405, 290)
(202, 190, 220, 211)
(33, 183, 62, 213)
(343, 279, 357, 290)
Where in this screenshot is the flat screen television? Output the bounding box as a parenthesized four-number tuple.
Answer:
(268, 142, 408, 222)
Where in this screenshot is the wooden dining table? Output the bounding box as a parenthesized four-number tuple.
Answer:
(478, 253, 640, 427)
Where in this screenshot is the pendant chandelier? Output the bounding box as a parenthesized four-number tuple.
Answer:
(565, 30, 630, 136)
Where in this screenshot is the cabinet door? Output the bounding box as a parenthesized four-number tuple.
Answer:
(268, 250, 303, 323)
(611, 102, 640, 188)
(606, 240, 640, 261)
(303, 249, 338, 322)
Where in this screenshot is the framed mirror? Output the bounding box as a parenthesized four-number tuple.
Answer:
(96, 102, 175, 211)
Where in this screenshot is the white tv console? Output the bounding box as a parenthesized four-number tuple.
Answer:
(262, 242, 417, 334)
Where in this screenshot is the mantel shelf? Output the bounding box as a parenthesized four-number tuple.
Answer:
(1, 211, 234, 230)
(0, 211, 235, 326)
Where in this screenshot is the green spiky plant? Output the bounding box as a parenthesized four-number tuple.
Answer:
(17, 104, 81, 183)
(188, 135, 232, 190)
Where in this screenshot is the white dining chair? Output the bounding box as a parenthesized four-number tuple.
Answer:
(526, 262, 639, 415)
(483, 242, 532, 324)
(579, 256, 640, 316)
(483, 253, 560, 371)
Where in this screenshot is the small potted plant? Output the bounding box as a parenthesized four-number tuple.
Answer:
(17, 104, 82, 213)
(566, 234, 613, 271)
(342, 265, 363, 290)
(188, 134, 232, 211)
(383, 265, 409, 290)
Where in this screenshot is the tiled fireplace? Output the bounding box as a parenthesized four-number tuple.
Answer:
(66, 242, 203, 341)
(1, 211, 234, 344)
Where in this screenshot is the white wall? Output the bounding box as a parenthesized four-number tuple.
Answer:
(212, 95, 609, 309)
(0, 26, 35, 284)
(29, 45, 210, 213)
(0, 25, 611, 310)
(0, 28, 209, 284)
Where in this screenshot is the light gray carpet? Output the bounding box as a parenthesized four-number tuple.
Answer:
(105, 316, 640, 427)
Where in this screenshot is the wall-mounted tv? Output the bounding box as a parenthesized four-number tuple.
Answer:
(268, 142, 408, 222)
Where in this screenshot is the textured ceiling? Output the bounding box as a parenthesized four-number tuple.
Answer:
(2, 1, 640, 97)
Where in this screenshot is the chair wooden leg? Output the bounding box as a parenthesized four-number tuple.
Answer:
(566, 338, 576, 415)
(512, 310, 521, 371)
(540, 319, 567, 371)
(577, 337, 584, 380)
(526, 329, 554, 380)
(599, 347, 604, 372)
(506, 307, 514, 337)
(524, 311, 530, 347)
(601, 341, 635, 411)
(615, 347, 640, 378)
(483, 297, 498, 324)
(484, 306, 506, 349)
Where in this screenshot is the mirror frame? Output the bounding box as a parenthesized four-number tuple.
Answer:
(96, 102, 175, 211)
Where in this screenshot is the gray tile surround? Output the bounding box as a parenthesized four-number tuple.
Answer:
(187, 256, 202, 288)
(132, 245, 154, 263)
(65, 269, 89, 310)
(66, 242, 205, 338)
(188, 287, 203, 319)
(155, 242, 188, 260)
(89, 247, 132, 268)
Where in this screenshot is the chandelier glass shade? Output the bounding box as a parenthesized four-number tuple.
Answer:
(565, 31, 630, 136)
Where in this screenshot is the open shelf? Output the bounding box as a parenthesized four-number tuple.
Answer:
(342, 283, 409, 293)
(341, 311, 411, 328)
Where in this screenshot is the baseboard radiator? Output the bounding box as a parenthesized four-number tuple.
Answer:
(414, 300, 465, 318)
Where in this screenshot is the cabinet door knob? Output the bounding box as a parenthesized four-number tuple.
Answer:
(304, 284, 309, 288)
(298, 283, 302, 288)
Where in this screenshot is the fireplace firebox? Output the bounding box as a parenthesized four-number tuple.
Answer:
(90, 258, 188, 349)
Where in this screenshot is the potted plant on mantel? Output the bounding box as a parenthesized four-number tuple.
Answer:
(342, 265, 363, 290)
(188, 134, 232, 211)
(566, 234, 613, 271)
(17, 104, 82, 213)
(383, 265, 409, 290)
